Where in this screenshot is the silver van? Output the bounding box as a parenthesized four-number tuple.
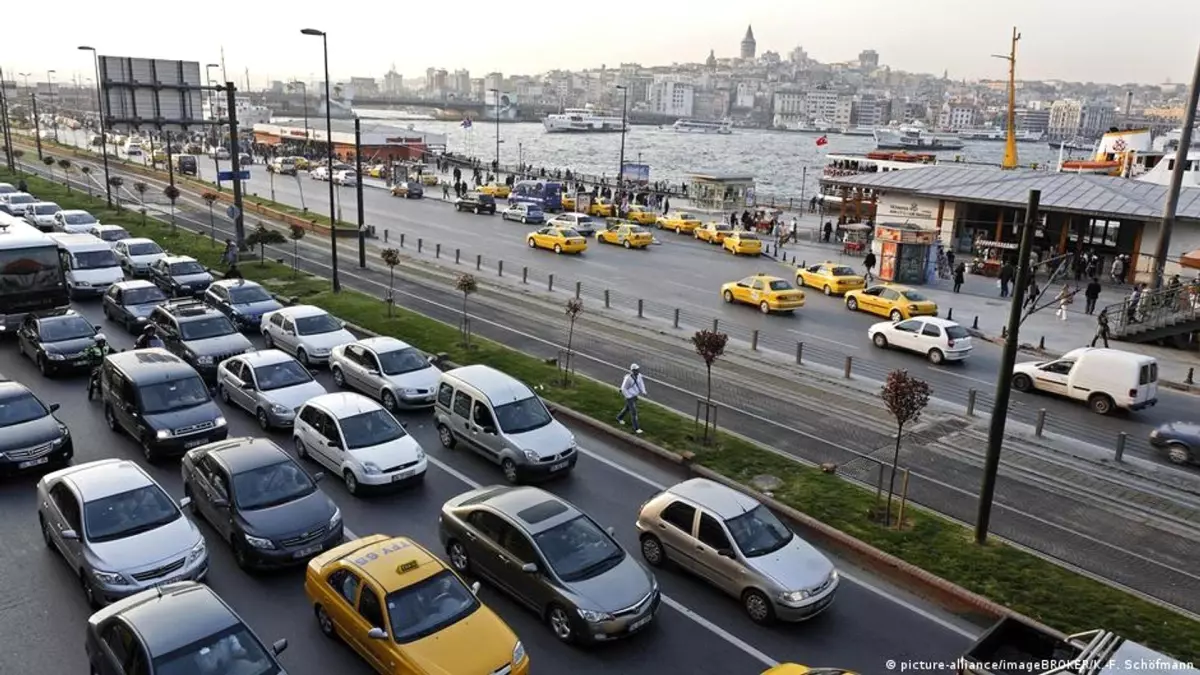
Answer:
(434, 365, 577, 483)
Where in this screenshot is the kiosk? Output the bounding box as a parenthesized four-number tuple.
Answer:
(874, 223, 936, 285)
(686, 173, 755, 214)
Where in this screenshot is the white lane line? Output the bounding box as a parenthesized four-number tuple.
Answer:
(786, 328, 861, 350)
(930, 368, 993, 386)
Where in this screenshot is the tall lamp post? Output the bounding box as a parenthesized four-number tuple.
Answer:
(616, 84, 628, 191)
(78, 46, 113, 207)
(290, 81, 311, 155)
(204, 63, 220, 184)
(488, 88, 500, 174)
(47, 70, 60, 144)
(301, 27, 340, 293)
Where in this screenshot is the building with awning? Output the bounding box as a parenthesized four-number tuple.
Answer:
(252, 119, 446, 163)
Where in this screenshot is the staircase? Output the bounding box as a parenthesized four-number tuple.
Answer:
(1104, 284, 1200, 343)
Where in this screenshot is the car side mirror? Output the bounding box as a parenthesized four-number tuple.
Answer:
(49, 403, 60, 412)
(520, 562, 538, 574)
(61, 529, 79, 541)
(179, 496, 192, 509)
(366, 627, 387, 640)
(240, 381, 254, 389)
(272, 639, 288, 655)
(313, 472, 325, 482)
(94, 325, 101, 331)
(717, 548, 736, 559)
(212, 497, 229, 508)
(470, 581, 481, 595)
(481, 426, 496, 435)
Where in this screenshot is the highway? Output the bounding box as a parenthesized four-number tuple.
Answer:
(0, 300, 976, 675)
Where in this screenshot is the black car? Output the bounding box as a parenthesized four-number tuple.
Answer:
(0, 380, 72, 476)
(150, 255, 214, 297)
(181, 437, 343, 570)
(1150, 422, 1200, 467)
(455, 192, 497, 215)
(103, 280, 169, 333)
(16, 309, 103, 376)
(86, 581, 289, 675)
(100, 349, 229, 461)
(390, 180, 424, 199)
(203, 279, 284, 331)
(149, 300, 253, 383)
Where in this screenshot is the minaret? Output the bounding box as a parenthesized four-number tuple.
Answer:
(706, 49, 717, 69)
(740, 26, 756, 60)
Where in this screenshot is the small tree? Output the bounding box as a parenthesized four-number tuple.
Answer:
(57, 159, 72, 193)
(287, 224, 306, 276)
(691, 329, 728, 443)
(132, 181, 148, 223)
(879, 370, 931, 526)
(562, 297, 584, 384)
(42, 155, 55, 182)
(12, 149, 24, 174)
(79, 165, 93, 195)
(109, 176, 124, 210)
(201, 191, 219, 244)
(381, 248, 401, 317)
(163, 185, 181, 229)
(245, 222, 286, 266)
(454, 273, 478, 348)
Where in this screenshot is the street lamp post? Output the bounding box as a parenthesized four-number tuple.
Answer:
(488, 88, 500, 175)
(205, 64, 220, 185)
(302, 27, 340, 293)
(291, 81, 311, 156)
(616, 85, 628, 193)
(47, 70, 59, 144)
(78, 46, 113, 207)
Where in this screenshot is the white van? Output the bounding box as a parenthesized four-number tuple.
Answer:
(47, 233, 125, 298)
(1011, 347, 1158, 415)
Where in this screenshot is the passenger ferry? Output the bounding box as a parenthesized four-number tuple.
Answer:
(817, 152, 939, 204)
(1058, 128, 1154, 175)
(959, 128, 1045, 143)
(839, 126, 876, 137)
(672, 119, 733, 134)
(543, 108, 626, 133)
(1136, 149, 1200, 187)
(874, 123, 964, 151)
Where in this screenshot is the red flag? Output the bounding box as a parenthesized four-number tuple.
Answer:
(815, 135, 829, 146)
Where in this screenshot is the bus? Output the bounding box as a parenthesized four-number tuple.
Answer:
(509, 180, 564, 212)
(0, 214, 70, 333)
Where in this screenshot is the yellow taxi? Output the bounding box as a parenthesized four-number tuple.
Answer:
(367, 165, 387, 178)
(597, 222, 653, 248)
(419, 173, 440, 186)
(292, 156, 311, 170)
(694, 221, 735, 244)
(305, 535, 530, 675)
(479, 183, 511, 198)
(587, 197, 616, 217)
(796, 262, 867, 296)
(762, 665, 856, 675)
(561, 193, 577, 211)
(528, 226, 588, 254)
(657, 211, 702, 234)
(625, 204, 658, 225)
(844, 283, 938, 321)
(721, 274, 806, 314)
(151, 149, 167, 163)
(723, 231, 763, 256)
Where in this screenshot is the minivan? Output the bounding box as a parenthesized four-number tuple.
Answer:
(48, 232, 125, 298)
(1011, 347, 1158, 415)
(174, 154, 198, 176)
(434, 364, 577, 482)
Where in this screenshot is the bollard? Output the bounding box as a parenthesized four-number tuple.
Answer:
(795, 341, 804, 364)
(604, 289, 610, 308)
(1001, 326, 1008, 339)
(574, 281, 581, 299)
(800, 260, 806, 268)
(751, 330, 759, 351)
(712, 318, 719, 332)
(400, 233, 405, 248)
(843, 356, 853, 378)
(435, 243, 441, 258)
(966, 389, 977, 416)
(973, 316, 979, 330)
(1115, 432, 1127, 462)
(548, 274, 554, 291)
(672, 307, 678, 327)
(638, 299, 645, 318)
(417, 238, 422, 253)
(522, 266, 528, 284)
(498, 260, 504, 277)
(1035, 409, 1046, 437)
(1038, 336, 1045, 350)
(384, 230, 389, 242)
(455, 248, 461, 264)
(947, 308, 953, 320)
(1187, 367, 1195, 385)
(476, 254, 482, 271)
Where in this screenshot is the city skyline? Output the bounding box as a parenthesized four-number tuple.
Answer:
(6, 0, 1200, 87)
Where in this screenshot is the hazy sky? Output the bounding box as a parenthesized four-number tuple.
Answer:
(7, 0, 1199, 88)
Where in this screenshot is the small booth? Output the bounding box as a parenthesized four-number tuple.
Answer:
(687, 172, 755, 214)
(970, 239, 1019, 277)
(874, 223, 936, 285)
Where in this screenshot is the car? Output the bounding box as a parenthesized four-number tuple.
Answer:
(693, 221, 734, 244)
(85, 581, 290, 674)
(723, 231, 763, 256)
(762, 666, 856, 675)
(501, 203, 545, 224)
(1150, 422, 1200, 466)
(415, 171, 439, 186)
(54, 209, 100, 233)
(624, 204, 658, 225)
(49, 232, 126, 299)
(844, 284, 938, 321)
(100, 349, 230, 460)
(149, 300, 254, 383)
(216, 350, 328, 430)
(333, 170, 358, 186)
(720, 275, 806, 314)
(329, 337, 440, 411)
(261, 304, 357, 368)
(294, 392, 428, 494)
(657, 211, 702, 234)
(149, 255, 214, 297)
(439, 485, 660, 644)
(23, 201, 62, 231)
(209, 147, 231, 160)
(869, 317, 973, 364)
(113, 237, 166, 277)
(597, 222, 653, 248)
(1010, 347, 1158, 415)
(181, 437, 342, 570)
(102, 280, 169, 333)
(88, 223, 130, 246)
(479, 183, 511, 198)
(203, 278, 283, 330)
(0, 192, 38, 216)
(38, 459, 208, 606)
(16, 308, 103, 376)
(560, 193, 578, 211)
(455, 192, 497, 215)
(636, 477, 838, 624)
(269, 157, 298, 175)
(309, 166, 331, 181)
(0, 182, 15, 197)
(796, 262, 866, 296)
(546, 212, 596, 236)
(305, 535, 529, 675)
(389, 180, 424, 199)
(293, 156, 312, 171)
(587, 197, 616, 217)
(0, 379, 73, 476)
(528, 226, 588, 254)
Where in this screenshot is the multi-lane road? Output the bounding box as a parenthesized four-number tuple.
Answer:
(0, 299, 977, 675)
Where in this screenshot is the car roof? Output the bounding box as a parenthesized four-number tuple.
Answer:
(335, 536, 445, 587)
(56, 459, 153, 501)
(122, 237, 157, 245)
(33, 307, 79, 321)
(909, 317, 960, 328)
(29, 201, 59, 207)
(665, 478, 760, 519)
(93, 224, 125, 231)
(274, 304, 326, 318)
(162, 255, 197, 264)
(107, 348, 196, 380)
(476, 486, 580, 535)
(444, 365, 535, 405)
(234, 349, 295, 367)
(0, 380, 36, 400)
(113, 279, 157, 290)
(212, 278, 263, 290)
(308, 392, 383, 418)
(119, 582, 241, 656)
(205, 437, 291, 474)
(60, 209, 92, 216)
(357, 336, 414, 353)
(748, 274, 786, 283)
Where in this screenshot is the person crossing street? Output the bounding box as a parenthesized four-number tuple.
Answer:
(616, 364, 648, 434)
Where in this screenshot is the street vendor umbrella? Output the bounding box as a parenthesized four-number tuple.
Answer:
(1180, 249, 1200, 270)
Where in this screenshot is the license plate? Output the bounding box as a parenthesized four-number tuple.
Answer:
(293, 544, 322, 559)
(551, 461, 569, 471)
(184, 439, 206, 449)
(630, 616, 652, 632)
(18, 457, 50, 469)
(72, 359, 89, 366)
(155, 574, 186, 587)
(391, 470, 413, 482)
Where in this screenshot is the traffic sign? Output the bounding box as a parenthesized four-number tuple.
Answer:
(225, 205, 241, 221)
(218, 170, 250, 181)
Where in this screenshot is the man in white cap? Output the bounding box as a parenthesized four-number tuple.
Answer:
(616, 363, 648, 434)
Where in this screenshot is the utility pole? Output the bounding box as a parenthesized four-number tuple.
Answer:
(354, 116, 366, 268)
(995, 27, 1021, 170)
(0, 67, 14, 169)
(225, 82, 247, 247)
(1150, 42, 1200, 289)
(47, 70, 60, 144)
(489, 88, 500, 174)
(976, 189, 1039, 544)
(617, 85, 628, 190)
(31, 93, 44, 160)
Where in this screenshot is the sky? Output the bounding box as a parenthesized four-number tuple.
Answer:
(6, 0, 1199, 88)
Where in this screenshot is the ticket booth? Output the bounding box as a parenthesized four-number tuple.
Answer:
(874, 223, 935, 285)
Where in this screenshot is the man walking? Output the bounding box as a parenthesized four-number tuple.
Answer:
(616, 363, 647, 434)
(1091, 309, 1111, 348)
(999, 260, 1015, 298)
(863, 251, 876, 283)
(1084, 277, 1102, 315)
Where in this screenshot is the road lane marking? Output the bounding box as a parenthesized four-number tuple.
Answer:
(786, 328, 861, 350)
(930, 368, 993, 386)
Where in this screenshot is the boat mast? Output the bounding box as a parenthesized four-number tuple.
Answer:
(994, 27, 1021, 169)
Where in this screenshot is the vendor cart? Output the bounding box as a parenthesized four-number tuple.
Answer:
(841, 223, 872, 256)
(971, 239, 1018, 277)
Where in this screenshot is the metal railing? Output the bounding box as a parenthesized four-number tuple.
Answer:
(1104, 283, 1200, 337)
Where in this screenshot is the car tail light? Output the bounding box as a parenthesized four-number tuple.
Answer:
(947, 339, 955, 348)
(1129, 388, 1137, 398)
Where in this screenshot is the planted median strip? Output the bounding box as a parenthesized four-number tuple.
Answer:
(6, 167, 1197, 661)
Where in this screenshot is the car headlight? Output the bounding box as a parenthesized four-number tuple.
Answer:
(569, 436, 578, 449)
(362, 461, 382, 475)
(56, 425, 70, 441)
(329, 508, 342, 530)
(779, 590, 810, 605)
(577, 608, 614, 623)
(195, 355, 215, 365)
(512, 640, 526, 664)
(186, 540, 207, 565)
(215, 416, 227, 427)
(135, 316, 148, 323)
(47, 352, 66, 361)
(1150, 430, 1161, 440)
(156, 429, 172, 440)
(522, 449, 539, 462)
(93, 569, 128, 585)
(400, 387, 420, 395)
(243, 347, 255, 354)
(244, 534, 276, 550)
(269, 403, 289, 414)
(310, 347, 330, 356)
(415, 448, 426, 461)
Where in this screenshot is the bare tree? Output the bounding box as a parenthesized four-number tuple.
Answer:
(562, 297, 584, 384)
(79, 165, 92, 195)
(879, 370, 931, 526)
(201, 191, 219, 244)
(454, 273, 478, 348)
(381, 248, 400, 317)
(163, 185, 181, 228)
(57, 159, 72, 193)
(691, 329, 729, 443)
(108, 176, 124, 210)
(287, 224, 306, 277)
(132, 181, 148, 223)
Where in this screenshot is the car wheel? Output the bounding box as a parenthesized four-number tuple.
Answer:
(640, 534, 667, 567)
(103, 405, 120, 433)
(232, 537, 251, 570)
(39, 514, 53, 549)
(331, 366, 346, 388)
(742, 589, 775, 624)
(928, 349, 945, 365)
(823, 285, 833, 296)
(447, 540, 470, 573)
(263, 332, 275, 348)
(437, 423, 456, 449)
(1088, 393, 1115, 415)
(527, 238, 536, 248)
(759, 301, 771, 314)
(553, 244, 563, 254)
(890, 309, 903, 322)
(723, 290, 734, 303)
(141, 436, 156, 463)
(501, 458, 519, 483)
(675, 226, 682, 234)
(873, 333, 889, 348)
(296, 349, 310, 367)
(382, 390, 398, 412)
(256, 408, 271, 431)
(294, 436, 309, 459)
(218, 384, 231, 403)
(343, 470, 359, 495)
(846, 297, 859, 311)
(546, 604, 575, 643)
(80, 569, 100, 609)
(37, 355, 50, 377)
(315, 605, 337, 639)
(1012, 373, 1034, 392)
(1166, 442, 1192, 465)
(623, 239, 632, 249)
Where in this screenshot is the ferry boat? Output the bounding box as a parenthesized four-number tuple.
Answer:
(874, 123, 964, 151)
(1136, 149, 1200, 188)
(543, 108, 626, 133)
(1047, 138, 1092, 151)
(1153, 127, 1200, 153)
(1058, 128, 1154, 175)
(959, 128, 1045, 143)
(840, 126, 876, 136)
(673, 119, 733, 134)
(782, 119, 834, 133)
(204, 95, 273, 126)
(818, 152, 940, 204)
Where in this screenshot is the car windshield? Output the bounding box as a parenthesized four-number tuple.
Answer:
(75, 250, 119, 270)
(533, 514, 625, 582)
(64, 212, 97, 225)
(153, 624, 281, 675)
(9, 195, 35, 204)
(34, 204, 61, 215)
(900, 290, 929, 302)
(128, 242, 163, 256)
(831, 266, 857, 276)
(493, 396, 553, 435)
(378, 347, 429, 376)
(768, 280, 793, 291)
(295, 313, 341, 335)
(84, 485, 181, 543)
(230, 286, 272, 304)
(946, 325, 970, 339)
(386, 569, 480, 644)
(170, 261, 206, 276)
(0, 392, 49, 427)
(138, 376, 212, 414)
(98, 228, 129, 242)
(725, 505, 794, 557)
(180, 316, 236, 340)
(339, 409, 406, 449)
(38, 316, 95, 342)
(630, 226, 649, 234)
(253, 360, 312, 391)
(125, 286, 168, 305)
(232, 459, 316, 510)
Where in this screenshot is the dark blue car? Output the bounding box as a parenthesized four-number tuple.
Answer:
(203, 279, 284, 331)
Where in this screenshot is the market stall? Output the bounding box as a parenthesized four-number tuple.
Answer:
(970, 239, 1019, 277)
(874, 223, 935, 284)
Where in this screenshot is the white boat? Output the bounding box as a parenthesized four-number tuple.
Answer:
(839, 126, 876, 136)
(874, 123, 964, 151)
(1135, 149, 1200, 188)
(1153, 128, 1200, 153)
(959, 128, 1045, 143)
(673, 119, 732, 134)
(543, 108, 626, 133)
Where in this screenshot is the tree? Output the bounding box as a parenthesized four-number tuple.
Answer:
(201, 191, 219, 244)
(245, 222, 286, 266)
(56, 159, 72, 193)
(163, 185, 181, 229)
(562, 297, 584, 384)
(108, 176, 124, 210)
(879, 370, 931, 527)
(11, 149, 24, 174)
(691, 329, 728, 443)
(454, 273, 478, 348)
(132, 181, 148, 223)
(287, 224, 306, 276)
(42, 155, 55, 182)
(79, 165, 92, 195)
(381, 248, 401, 317)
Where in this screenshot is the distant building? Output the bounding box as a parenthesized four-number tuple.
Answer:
(851, 94, 889, 128)
(706, 50, 717, 70)
(937, 102, 978, 130)
(484, 72, 504, 92)
(450, 69, 471, 95)
(740, 26, 756, 60)
(805, 88, 853, 127)
(1016, 108, 1050, 134)
(771, 89, 806, 127)
(734, 82, 756, 109)
(383, 66, 403, 95)
(858, 50, 880, 69)
(650, 80, 694, 117)
(1048, 99, 1083, 139)
(349, 77, 378, 96)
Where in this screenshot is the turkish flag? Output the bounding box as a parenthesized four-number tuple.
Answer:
(815, 135, 829, 146)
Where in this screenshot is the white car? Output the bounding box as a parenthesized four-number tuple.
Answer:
(329, 337, 440, 411)
(88, 224, 131, 246)
(0, 192, 37, 217)
(293, 392, 428, 495)
(309, 166, 330, 181)
(546, 212, 597, 236)
(261, 304, 356, 367)
(332, 169, 358, 186)
(23, 202, 62, 230)
(209, 147, 230, 159)
(113, 237, 166, 277)
(868, 317, 972, 364)
(54, 209, 99, 233)
(216, 349, 328, 430)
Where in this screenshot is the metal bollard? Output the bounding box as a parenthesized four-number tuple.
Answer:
(966, 389, 977, 416)
(973, 316, 979, 329)
(1038, 336, 1045, 350)
(604, 290, 610, 308)
(384, 230, 389, 242)
(522, 266, 528, 284)
(751, 330, 759, 351)
(1035, 409, 1046, 437)
(672, 307, 678, 327)
(435, 243, 441, 258)
(795, 341, 804, 364)
(947, 308, 953, 320)
(1187, 367, 1195, 385)
(548, 274, 554, 291)
(1001, 326, 1008, 339)
(400, 233, 406, 248)
(574, 281, 581, 299)
(476, 254, 482, 271)
(498, 260, 504, 277)
(712, 319, 719, 332)
(638, 299, 645, 318)
(455, 248, 461, 264)
(843, 356, 853, 378)
(417, 238, 422, 253)
(1115, 432, 1127, 462)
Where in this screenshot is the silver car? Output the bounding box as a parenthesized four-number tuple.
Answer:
(329, 337, 440, 411)
(261, 305, 357, 367)
(37, 459, 208, 607)
(635, 478, 839, 624)
(216, 349, 327, 430)
(439, 486, 659, 645)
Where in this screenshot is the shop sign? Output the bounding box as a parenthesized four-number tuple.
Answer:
(883, 199, 936, 220)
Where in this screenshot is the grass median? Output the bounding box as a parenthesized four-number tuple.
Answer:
(7, 166, 1197, 661)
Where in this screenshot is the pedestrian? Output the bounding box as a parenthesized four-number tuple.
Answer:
(442, 183, 450, 200)
(615, 364, 647, 434)
(1111, 256, 1125, 284)
(998, 261, 1015, 297)
(1054, 284, 1072, 321)
(221, 239, 239, 268)
(809, 195, 818, 213)
(225, 262, 243, 279)
(790, 216, 799, 244)
(822, 221, 833, 243)
(1091, 309, 1111, 348)
(1084, 276, 1101, 314)
(1126, 283, 1144, 323)
(952, 262, 965, 293)
(945, 250, 956, 270)
(17, 178, 29, 192)
(1024, 278, 1040, 309)
(863, 251, 876, 282)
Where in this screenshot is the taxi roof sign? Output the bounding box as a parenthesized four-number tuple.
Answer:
(398, 560, 419, 574)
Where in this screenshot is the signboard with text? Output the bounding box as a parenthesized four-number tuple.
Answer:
(621, 162, 650, 184)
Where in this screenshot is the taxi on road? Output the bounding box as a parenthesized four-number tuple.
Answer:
(721, 274, 805, 313)
(305, 534, 529, 675)
(796, 262, 866, 296)
(528, 226, 588, 254)
(844, 283, 938, 321)
(292, 156, 311, 170)
(561, 193, 578, 211)
(657, 211, 702, 234)
(694, 221, 735, 244)
(479, 183, 511, 198)
(625, 204, 658, 225)
(723, 231, 763, 256)
(597, 222, 653, 248)
(762, 665, 856, 675)
(414, 173, 439, 186)
(587, 197, 616, 217)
